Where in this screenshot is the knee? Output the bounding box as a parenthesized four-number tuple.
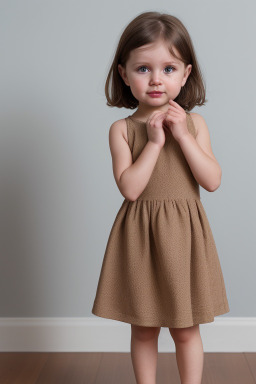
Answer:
(131, 324, 161, 341)
(169, 324, 199, 343)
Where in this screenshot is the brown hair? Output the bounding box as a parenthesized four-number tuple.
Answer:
(105, 11, 207, 111)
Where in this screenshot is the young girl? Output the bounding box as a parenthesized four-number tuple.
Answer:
(92, 11, 230, 384)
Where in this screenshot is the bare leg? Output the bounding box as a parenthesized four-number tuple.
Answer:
(169, 324, 204, 384)
(130, 324, 161, 384)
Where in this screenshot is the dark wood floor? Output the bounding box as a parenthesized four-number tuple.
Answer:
(0, 352, 255, 383)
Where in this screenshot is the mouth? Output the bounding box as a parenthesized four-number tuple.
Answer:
(148, 91, 163, 94)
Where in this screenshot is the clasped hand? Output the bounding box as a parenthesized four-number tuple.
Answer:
(146, 99, 190, 148)
(163, 99, 189, 142)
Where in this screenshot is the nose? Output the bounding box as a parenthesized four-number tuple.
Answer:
(149, 71, 162, 86)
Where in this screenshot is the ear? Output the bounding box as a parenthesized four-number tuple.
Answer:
(181, 64, 192, 87)
(118, 64, 130, 86)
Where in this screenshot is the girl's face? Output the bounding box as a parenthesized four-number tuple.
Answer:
(118, 40, 192, 111)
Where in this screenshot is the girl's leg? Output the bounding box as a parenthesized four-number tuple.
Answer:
(169, 324, 204, 384)
(130, 324, 161, 384)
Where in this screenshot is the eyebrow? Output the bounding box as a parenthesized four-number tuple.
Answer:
(132, 61, 180, 66)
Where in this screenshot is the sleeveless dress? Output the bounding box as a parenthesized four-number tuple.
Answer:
(91, 112, 230, 328)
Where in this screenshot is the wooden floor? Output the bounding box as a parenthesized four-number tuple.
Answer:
(0, 352, 255, 383)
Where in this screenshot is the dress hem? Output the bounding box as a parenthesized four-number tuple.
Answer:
(91, 303, 230, 329)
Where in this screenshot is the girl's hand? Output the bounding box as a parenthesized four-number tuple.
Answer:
(163, 100, 189, 143)
(146, 110, 167, 149)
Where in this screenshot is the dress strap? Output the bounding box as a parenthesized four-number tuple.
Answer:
(186, 112, 197, 138)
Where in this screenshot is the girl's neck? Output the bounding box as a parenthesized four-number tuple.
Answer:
(131, 104, 170, 122)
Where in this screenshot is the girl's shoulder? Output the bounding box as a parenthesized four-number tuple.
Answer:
(109, 118, 129, 145)
(188, 112, 218, 163)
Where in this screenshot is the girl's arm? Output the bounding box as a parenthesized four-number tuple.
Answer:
(178, 113, 222, 192)
(109, 119, 162, 201)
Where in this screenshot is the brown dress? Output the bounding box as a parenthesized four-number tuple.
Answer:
(91, 112, 230, 328)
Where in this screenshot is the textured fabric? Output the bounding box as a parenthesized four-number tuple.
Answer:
(91, 112, 230, 328)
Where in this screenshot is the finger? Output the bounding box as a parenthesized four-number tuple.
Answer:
(169, 99, 183, 111)
(164, 112, 179, 124)
(150, 111, 166, 125)
(168, 104, 180, 113)
(169, 99, 179, 105)
(153, 114, 167, 126)
(155, 113, 166, 120)
(166, 108, 182, 116)
(147, 110, 164, 124)
(165, 111, 179, 120)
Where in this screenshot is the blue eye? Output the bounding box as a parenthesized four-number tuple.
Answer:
(137, 65, 175, 73)
(164, 66, 174, 73)
(137, 66, 148, 73)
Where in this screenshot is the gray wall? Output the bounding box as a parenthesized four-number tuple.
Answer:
(0, 0, 255, 317)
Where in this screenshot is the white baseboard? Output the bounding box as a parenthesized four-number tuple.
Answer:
(0, 316, 255, 352)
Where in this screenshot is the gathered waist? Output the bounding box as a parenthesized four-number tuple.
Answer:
(124, 197, 201, 203)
